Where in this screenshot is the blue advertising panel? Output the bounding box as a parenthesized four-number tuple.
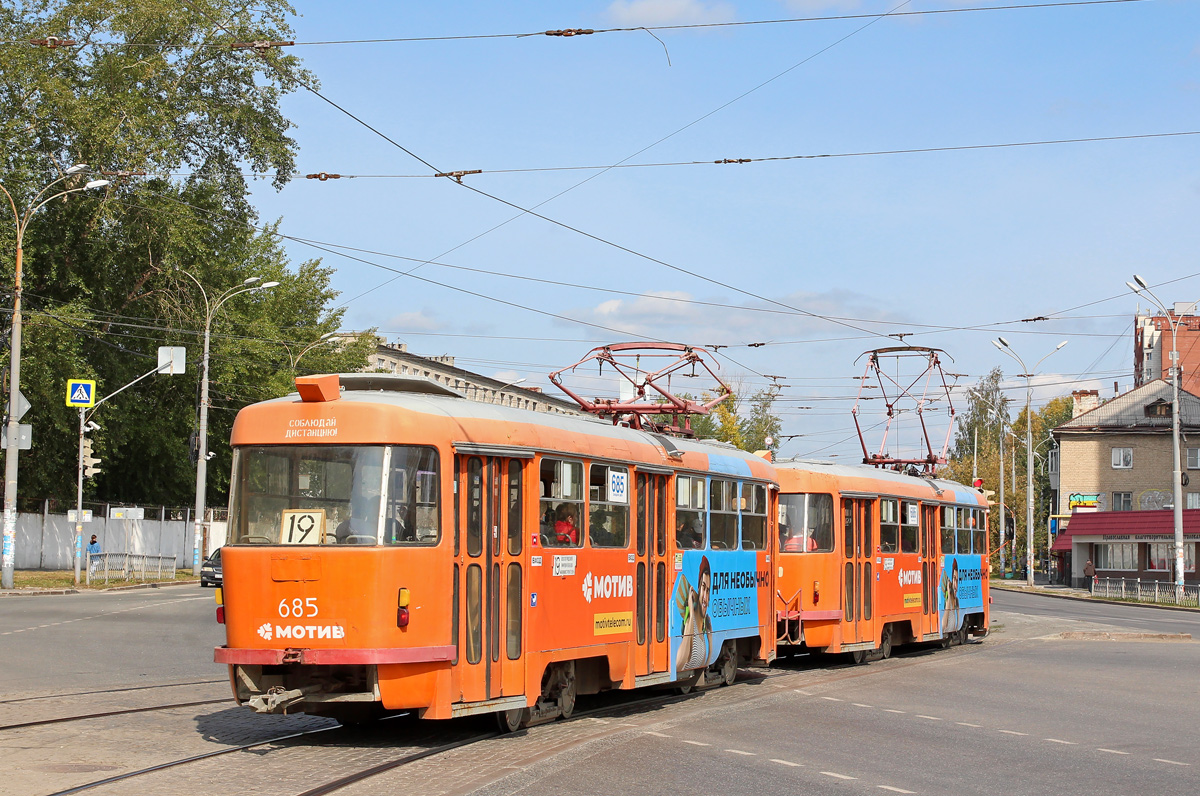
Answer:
(669, 549, 763, 679)
(938, 554, 984, 633)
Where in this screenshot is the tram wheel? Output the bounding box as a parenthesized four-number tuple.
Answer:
(879, 626, 893, 660)
(719, 650, 738, 687)
(849, 650, 868, 665)
(497, 707, 530, 733)
(956, 626, 969, 646)
(557, 668, 577, 720)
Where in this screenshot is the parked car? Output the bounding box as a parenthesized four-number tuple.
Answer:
(200, 548, 222, 587)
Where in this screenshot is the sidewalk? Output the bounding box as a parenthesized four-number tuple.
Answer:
(0, 574, 199, 598)
(991, 577, 1200, 612)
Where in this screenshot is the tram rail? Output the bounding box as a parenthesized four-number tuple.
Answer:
(0, 697, 230, 731)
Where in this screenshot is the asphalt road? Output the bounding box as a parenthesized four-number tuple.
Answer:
(475, 592, 1200, 796)
(991, 587, 1200, 635)
(0, 584, 224, 698)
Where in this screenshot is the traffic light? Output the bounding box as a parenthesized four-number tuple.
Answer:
(81, 438, 101, 478)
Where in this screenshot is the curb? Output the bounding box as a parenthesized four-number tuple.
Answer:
(0, 580, 199, 598)
(992, 582, 1200, 613)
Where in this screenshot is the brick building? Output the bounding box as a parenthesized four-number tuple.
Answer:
(365, 341, 583, 416)
(1134, 302, 1200, 394)
(1050, 379, 1200, 585)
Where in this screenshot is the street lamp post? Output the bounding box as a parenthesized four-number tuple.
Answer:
(179, 271, 279, 576)
(0, 168, 109, 589)
(285, 331, 338, 371)
(993, 337, 1068, 588)
(1127, 276, 1196, 602)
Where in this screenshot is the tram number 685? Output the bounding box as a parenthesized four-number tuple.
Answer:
(278, 598, 319, 618)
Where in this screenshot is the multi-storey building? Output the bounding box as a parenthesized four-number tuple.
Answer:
(1134, 302, 1200, 394)
(365, 341, 583, 416)
(1050, 380, 1200, 586)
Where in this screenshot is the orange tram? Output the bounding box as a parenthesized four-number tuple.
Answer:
(214, 373, 989, 731)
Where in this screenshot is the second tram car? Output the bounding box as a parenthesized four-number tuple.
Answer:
(215, 374, 778, 729)
(773, 459, 989, 661)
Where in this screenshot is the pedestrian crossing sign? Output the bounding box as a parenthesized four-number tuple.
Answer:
(66, 379, 96, 407)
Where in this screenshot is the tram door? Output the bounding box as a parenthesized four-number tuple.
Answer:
(636, 472, 671, 676)
(458, 455, 526, 703)
(921, 504, 939, 636)
(842, 497, 876, 647)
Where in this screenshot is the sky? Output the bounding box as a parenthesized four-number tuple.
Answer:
(243, 0, 1200, 462)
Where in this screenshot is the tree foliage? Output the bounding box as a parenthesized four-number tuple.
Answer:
(0, 1, 374, 508)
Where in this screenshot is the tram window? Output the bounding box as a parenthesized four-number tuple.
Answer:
(675, 475, 705, 549)
(880, 499, 900, 554)
(636, 474, 647, 557)
(779, 493, 833, 552)
(589, 464, 630, 548)
(940, 506, 955, 554)
(452, 564, 460, 665)
(901, 501, 919, 554)
(384, 447, 440, 546)
(863, 501, 873, 554)
(636, 562, 646, 644)
(231, 445, 401, 546)
(709, 480, 737, 550)
(467, 458, 484, 557)
(741, 483, 768, 550)
(862, 562, 872, 621)
(655, 480, 667, 556)
(507, 460, 522, 556)
(844, 562, 855, 622)
(506, 563, 522, 660)
(539, 458, 583, 548)
(956, 508, 971, 554)
(466, 564, 482, 665)
(453, 465, 461, 557)
(972, 509, 986, 555)
(844, 501, 855, 555)
(655, 561, 666, 642)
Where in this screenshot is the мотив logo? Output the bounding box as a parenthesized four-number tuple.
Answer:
(256, 622, 273, 641)
(582, 572, 594, 603)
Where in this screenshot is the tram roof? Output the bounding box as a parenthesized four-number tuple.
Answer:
(775, 457, 984, 506)
(253, 373, 773, 476)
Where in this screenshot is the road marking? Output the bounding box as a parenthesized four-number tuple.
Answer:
(725, 749, 757, 756)
(822, 696, 843, 701)
(644, 731, 671, 737)
(999, 730, 1028, 736)
(1044, 739, 1077, 745)
(618, 722, 639, 727)
(1097, 749, 1129, 755)
(682, 740, 710, 746)
(1154, 759, 1189, 766)
(853, 703, 873, 708)
(957, 722, 982, 727)
(878, 787, 916, 794)
(916, 715, 942, 720)
(821, 772, 858, 780)
(770, 759, 802, 767)
(794, 690, 812, 695)
(591, 718, 610, 724)
(883, 709, 906, 714)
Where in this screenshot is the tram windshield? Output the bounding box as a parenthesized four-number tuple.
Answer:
(230, 445, 441, 546)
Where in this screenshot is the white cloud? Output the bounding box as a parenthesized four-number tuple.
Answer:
(607, 0, 737, 26)
(382, 310, 441, 332)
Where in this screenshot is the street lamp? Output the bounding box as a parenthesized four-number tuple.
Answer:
(285, 331, 338, 370)
(993, 337, 1068, 587)
(1127, 275, 1196, 601)
(178, 270, 279, 575)
(0, 167, 110, 589)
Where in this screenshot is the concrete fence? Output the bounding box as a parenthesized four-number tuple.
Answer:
(14, 509, 228, 570)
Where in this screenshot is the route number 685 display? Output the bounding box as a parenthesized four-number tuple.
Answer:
(278, 597, 319, 618)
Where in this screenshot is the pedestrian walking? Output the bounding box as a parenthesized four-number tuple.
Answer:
(87, 534, 101, 575)
(1083, 558, 1096, 593)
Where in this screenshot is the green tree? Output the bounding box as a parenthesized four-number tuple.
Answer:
(741, 387, 782, 454)
(0, 2, 373, 507)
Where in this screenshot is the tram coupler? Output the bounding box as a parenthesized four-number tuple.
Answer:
(248, 684, 316, 715)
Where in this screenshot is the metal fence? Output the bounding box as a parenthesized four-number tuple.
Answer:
(1093, 577, 1200, 608)
(88, 552, 178, 584)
